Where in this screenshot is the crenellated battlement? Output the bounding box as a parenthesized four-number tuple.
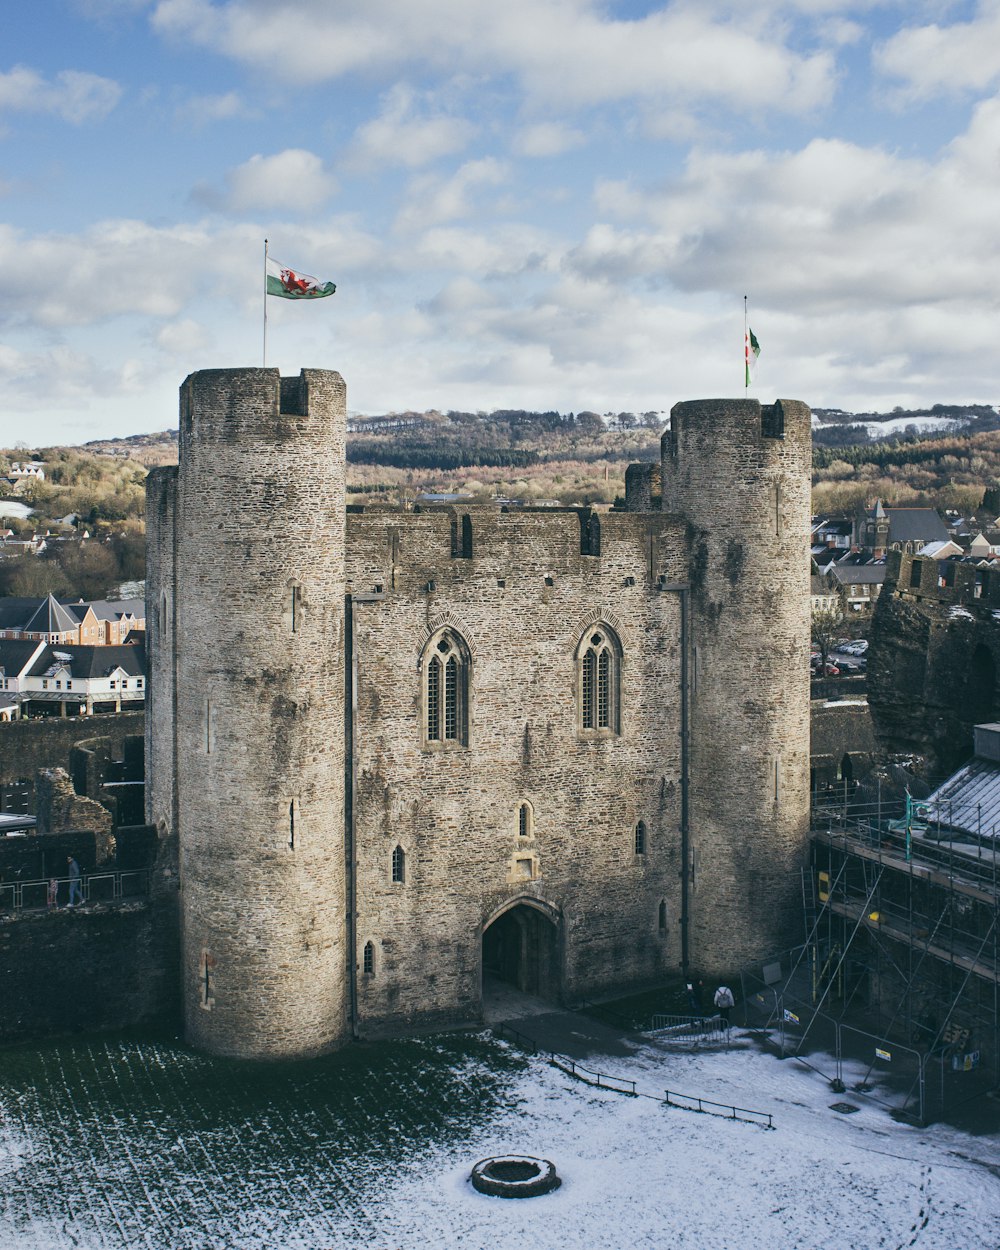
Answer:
(178, 368, 346, 459)
(149, 367, 813, 1060)
(889, 551, 1000, 613)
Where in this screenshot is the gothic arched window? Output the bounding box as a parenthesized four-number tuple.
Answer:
(363, 941, 375, 975)
(634, 821, 647, 855)
(422, 628, 470, 746)
(577, 624, 621, 735)
(391, 845, 406, 883)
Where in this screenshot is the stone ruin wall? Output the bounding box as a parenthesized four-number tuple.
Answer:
(869, 551, 1000, 776)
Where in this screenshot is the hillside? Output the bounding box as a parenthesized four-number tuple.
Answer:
(6, 400, 1000, 523)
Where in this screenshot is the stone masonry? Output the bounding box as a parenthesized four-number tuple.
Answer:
(146, 368, 812, 1060)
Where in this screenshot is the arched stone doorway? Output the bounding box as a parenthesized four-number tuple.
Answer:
(482, 902, 561, 1001)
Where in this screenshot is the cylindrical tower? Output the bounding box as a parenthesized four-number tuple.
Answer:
(174, 368, 348, 1058)
(661, 397, 811, 972)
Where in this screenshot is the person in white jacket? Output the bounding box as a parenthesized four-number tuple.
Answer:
(714, 984, 735, 1028)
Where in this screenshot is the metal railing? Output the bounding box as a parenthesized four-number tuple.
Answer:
(494, 1020, 774, 1129)
(0, 869, 150, 914)
(647, 1013, 731, 1045)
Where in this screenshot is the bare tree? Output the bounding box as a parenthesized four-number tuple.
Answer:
(811, 603, 845, 675)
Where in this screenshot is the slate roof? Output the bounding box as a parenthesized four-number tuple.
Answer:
(918, 540, 963, 558)
(26, 641, 146, 680)
(827, 563, 886, 586)
(88, 598, 145, 622)
(0, 638, 46, 677)
(0, 597, 47, 631)
(886, 507, 949, 544)
(922, 757, 1000, 842)
(0, 595, 145, 633)
(812, 517, 853, 537)
(811, 547, 840, 568)
(20, 594, 79, 635)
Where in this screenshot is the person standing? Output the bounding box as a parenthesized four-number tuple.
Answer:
(47, 877, 58, 909)
(66, 856, 83, 908)
(714, 984, 735, 1029)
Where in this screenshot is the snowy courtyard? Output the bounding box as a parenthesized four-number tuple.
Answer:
(1, 1023, 999, 1249)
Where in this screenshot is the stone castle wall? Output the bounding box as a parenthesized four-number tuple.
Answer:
(167, 369, 349, 1059)
(0, 712, 144, 788)
(660, 399, 812, 968)
(348, 506, 688, 1035)
(868, 551, 1000, 775)
(150, 370, 812, 1059)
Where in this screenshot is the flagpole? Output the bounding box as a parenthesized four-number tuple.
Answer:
(744, 294, 748, 391)
(263, 238, 269, 367)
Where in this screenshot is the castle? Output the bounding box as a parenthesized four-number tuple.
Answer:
(145, 368, 811, 1060)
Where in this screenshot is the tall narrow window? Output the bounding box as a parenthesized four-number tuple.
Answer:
(444, 656, 458, 739)
(363, 941, 375, 975)
(422, 629, 470, 745)
(518, 802, 534, 839)
(578, 625, 621, 735)
(582, 649, 596, 728)
(290, 583, 301, 633)
(658, 900, 667, 932)
(391, 845, 405, 883)
(634, 821, 647, 855)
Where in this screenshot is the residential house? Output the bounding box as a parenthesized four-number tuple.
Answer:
(967, 531, 1000, 560)
(810, 575, 840, 615)
(19, 641, 146, 716)
(0, 638, 48, 718)
(918, 540, 965, 559)
(812, 517, 854, 551)
(0, 594, 145, 644)
(824, 559, 886, 615)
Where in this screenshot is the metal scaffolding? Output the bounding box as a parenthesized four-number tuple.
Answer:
(798, 790, 1000, 1122)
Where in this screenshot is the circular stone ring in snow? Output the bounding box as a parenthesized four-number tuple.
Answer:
(470, 1155, 561, 1198)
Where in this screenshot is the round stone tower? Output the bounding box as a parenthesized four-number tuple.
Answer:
(173, 368, 348, 1058)
(660, 397, 811, 973)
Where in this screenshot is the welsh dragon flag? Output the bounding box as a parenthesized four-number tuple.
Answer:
(745, 326, 761, 387)
(266, 256, 336, 300)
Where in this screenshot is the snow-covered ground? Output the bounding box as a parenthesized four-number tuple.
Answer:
(0, 501, 33, 519)
(810, 414, 963, 439)
(0, 1029, 998, 1249)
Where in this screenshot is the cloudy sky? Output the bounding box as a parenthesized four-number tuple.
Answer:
(3, 1, 1000, 443)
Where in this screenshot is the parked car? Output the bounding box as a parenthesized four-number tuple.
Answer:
(811, 661, 840, 677)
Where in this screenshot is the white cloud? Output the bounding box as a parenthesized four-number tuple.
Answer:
(348, 84, 476, 170)
(150, 0, 837, 116)
(570, 106, 1000, 317)
(193, 149, 337, 213)
(408, 224, 557, 282)
(875, 3, 1000, 101)
(175, 90, 254, 126)
(0, 65, 121, 124)
(510, 122, 586, 157)
(155, 318, 213, 354)
(0, 215, 382, 334)
(394, 157, 510, 233)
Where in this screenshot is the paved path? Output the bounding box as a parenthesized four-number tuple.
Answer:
(482, 979, 642, 1060)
